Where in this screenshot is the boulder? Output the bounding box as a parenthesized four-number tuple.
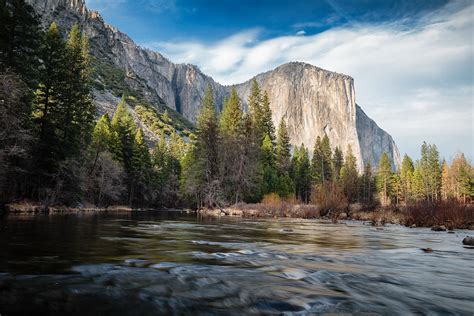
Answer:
(431, 225, 447, 232)
(462, 236, 474, 246)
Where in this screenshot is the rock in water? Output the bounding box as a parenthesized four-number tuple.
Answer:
(462, 236, 474, 246)
(431, 225, 447, 232)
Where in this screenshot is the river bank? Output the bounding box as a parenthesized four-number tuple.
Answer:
(2, 201, 195, 215)
(198, 201, 474, 230)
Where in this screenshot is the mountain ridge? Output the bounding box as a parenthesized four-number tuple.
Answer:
(26, 0, 401, 169)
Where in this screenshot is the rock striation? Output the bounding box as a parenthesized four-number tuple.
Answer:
(26, 0, 400, 169)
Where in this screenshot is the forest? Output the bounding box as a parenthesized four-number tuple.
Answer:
(0, 0, 472, 214)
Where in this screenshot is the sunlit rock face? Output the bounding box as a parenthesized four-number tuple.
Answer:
(234, 62, 363, 170)
(26, 0, 400, 169)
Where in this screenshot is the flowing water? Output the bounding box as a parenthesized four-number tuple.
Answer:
(0, 211, 473, 315)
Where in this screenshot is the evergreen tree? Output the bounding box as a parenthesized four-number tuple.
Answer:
(332, 146, 344, 181)
(400, 154, 414, 202)
(111, 97, 137, 167)
(130, 128, 151, 205)
(0, 0, 41, 88)
(0, 72, 32, 203)
(360, 162, 375, 206)
(376, 152, 393, 205)
(275, 118, 291, 175)
(260, 91, 275, 143)
(412, 162, 425, 201)
(274, 119, 293, 197)
(419, 142, 441, 201)
(183, 85, 221, 208)
(219, 87, 246, 202)
(340, 145, 358, 203)
(312, 135, 333, 185)
(61, 25, 95, 157)
(89, 113, 112, 172)
(260, 133, 278, 195)
(240, 113, 263, 202)
(247, 79, 262, 132)
(291, 144, 311, 202)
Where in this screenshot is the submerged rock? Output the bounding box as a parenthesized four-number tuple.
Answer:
(421, 248, 433, 253)
(431, 225, 447, 232)
(462, 236, 474, 246)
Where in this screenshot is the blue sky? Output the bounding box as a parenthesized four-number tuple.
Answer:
(85, 0, 473, 161)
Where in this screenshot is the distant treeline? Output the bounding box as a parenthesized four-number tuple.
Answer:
(1, 0, 472, 209)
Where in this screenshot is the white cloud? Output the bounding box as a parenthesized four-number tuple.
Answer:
(296, 30, 306, 36)
(144, 0, 473, 159)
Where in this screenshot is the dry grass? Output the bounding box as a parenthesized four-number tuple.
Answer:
(351, 208, 404, 226)
(230, 194, 320, 218)
(403, 200, 473, 229)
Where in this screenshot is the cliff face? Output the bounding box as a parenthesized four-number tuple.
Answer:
(26, 0, 227, 120)
(234, 62, 364, 170)
(26, 0, 400, 169)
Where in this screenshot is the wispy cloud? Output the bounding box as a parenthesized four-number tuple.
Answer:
(144, 0, 473, 159)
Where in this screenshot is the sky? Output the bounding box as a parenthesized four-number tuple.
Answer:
(84, 0, 473, 161)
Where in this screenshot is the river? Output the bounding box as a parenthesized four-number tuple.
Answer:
(0, 211, 473, 315)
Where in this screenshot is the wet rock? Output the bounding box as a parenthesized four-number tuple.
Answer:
(411, 224, 417, 228)
(462, 236, 474, 246)
(447, 230, 455, 234)
(431, 225, 447, 232)
(124, 259, 151, 267)
(421, 248, 433, 253)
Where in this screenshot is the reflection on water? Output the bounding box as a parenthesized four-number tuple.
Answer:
(0, 211, 473, 314)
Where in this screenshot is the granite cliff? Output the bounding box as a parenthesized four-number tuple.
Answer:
(26, 0, 400, 169)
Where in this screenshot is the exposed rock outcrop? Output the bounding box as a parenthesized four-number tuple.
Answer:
(26, 0, 401, 169)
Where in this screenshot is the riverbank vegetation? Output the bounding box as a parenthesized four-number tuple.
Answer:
(1, 1, 472, 228)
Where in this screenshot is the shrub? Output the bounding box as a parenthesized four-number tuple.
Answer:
(403, 200, 473, 229)
(311, 182, 347, 216)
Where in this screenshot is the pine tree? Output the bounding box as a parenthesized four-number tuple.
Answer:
(412, 162, 425, 201)
(260, 133, 278, 195)
(360, 162, 375, 206)
(332, 146, 344, 181)
(340, 145, 358, 203)
(275, 118, 291, 175)
(130, 128, 151, 205)
(247, 79, 262, 131)
(89, 113, 112, 173)
(419, 142, 441, 201)
(219, 87, 246, 202)
(291, 144, 311, 202)
(376, 152, 393, 205)
(31, 22, 67, 192)
(260, 91, 275, 143)
(183, 85, 221, 208)
(220, 88, 243, 138)
(312, 135, 333, 185)
(60, 25, 95, 157)
(111, 97, 137, 167)
(400, 154, 414, 203)
(0, 0, 41, 88)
